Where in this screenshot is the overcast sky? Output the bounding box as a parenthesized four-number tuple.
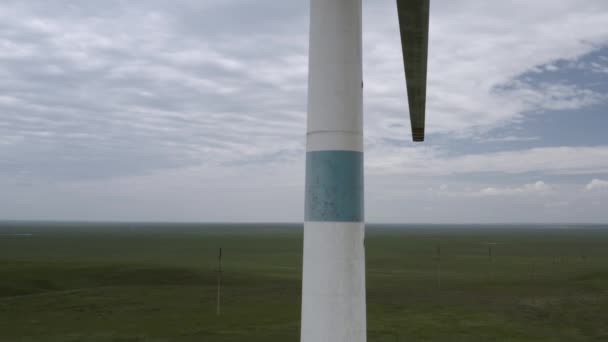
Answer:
(1, 0, 607, 223)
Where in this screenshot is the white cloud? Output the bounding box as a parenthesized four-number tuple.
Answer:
(585, 179, 608, 191)
(425, 181, 552, 198)
(503, 82, 605, 112)
(477, 181, 551, 197)
(368, 145, 608, 176)
(474, 135, 540, 143)
(590, 59, 608, 74)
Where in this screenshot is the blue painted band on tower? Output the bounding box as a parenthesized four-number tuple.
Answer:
(305, 150, 364, 222)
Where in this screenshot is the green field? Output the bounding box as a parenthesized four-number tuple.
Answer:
(1, 222, 607, 341)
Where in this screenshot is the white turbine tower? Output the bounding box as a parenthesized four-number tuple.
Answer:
(301, 0, 429, 341)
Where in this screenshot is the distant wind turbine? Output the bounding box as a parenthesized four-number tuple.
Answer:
(300, 0, 429, 341)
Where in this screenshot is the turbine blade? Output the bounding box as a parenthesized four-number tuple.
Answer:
(397, 0, 429, 142)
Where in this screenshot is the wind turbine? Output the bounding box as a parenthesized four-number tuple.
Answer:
(301, 0, 429, 341)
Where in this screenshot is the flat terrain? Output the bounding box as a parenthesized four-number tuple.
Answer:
(1, 222, 607, 341)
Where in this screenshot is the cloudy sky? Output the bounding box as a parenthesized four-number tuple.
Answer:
(1, 0, 607, 223)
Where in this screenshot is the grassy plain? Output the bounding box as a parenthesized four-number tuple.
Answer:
(1, 222, 608, 341)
